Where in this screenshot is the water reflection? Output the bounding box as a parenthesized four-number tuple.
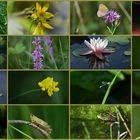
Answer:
(81, 54, 109, 69)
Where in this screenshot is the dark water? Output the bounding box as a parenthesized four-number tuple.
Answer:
(0, 72, 7, 104)
(71, 37, 131, 69)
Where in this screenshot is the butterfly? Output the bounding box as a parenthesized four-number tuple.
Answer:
(97, 4, 109, 17)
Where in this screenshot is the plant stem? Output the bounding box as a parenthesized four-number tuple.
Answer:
(74, 1, 86, 34)
(107, 26, 113, 35)
(50, 54, 58, 69)
(9, 89, 41, 101)
(114, 106, 131, 137)
(9, 124, 33, 139)
(102, 71, 121, 104)
(117, 2, 131, 23)
(59, 37, 65, 65)
(82, 122, 90, 139)
(28, 36, 32, 69)
(9, 120, 50, 138)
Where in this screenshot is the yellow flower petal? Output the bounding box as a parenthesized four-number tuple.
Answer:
(42, 3, 49, 13)
(54, 88, 60, 92)
(33, 25, 39, 35)
(36, 2, 41, 12)
(31, 13, 38, 20)
(42, 22, 53, 29)
(45, 12, 54, 19)
(38, 76, 60, 96)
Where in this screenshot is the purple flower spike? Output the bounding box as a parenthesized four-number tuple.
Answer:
(45, 36, 52, 46)
(103, 10, 120, 23)
(32, 37, 44, 70)
(50, 47, 54, 56)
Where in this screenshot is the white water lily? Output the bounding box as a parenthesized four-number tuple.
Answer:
(81, 37, 109, 60)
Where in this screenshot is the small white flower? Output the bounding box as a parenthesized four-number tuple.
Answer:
(81, 37, 109, 60)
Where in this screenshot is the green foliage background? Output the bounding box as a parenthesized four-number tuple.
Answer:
(0, 1, 7, 34)
(71, 105, 131, 139)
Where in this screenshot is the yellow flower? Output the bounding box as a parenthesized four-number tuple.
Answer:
(31, 2, 54, 35)
(38, 76, 60, 96)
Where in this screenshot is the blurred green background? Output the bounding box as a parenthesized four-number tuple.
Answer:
(70, 105, 131, 139)
(0, 1, 7, 34)
(0, 106, 7, 138)
(70, 1, 131, 34)
(0, 36, 7, 69)
(8, 36, 69, 69)
(8, 1, 69, 35)
(8, 105, 69, 139)
(9, 71, 69, 104)
(132, 71, 140, 103)
(132, 36, 140, 69)
(71, 71, 131, 104)
(132, 106, 140, 139)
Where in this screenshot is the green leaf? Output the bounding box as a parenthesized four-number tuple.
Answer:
(8, 43, 26, 55)
(72, 48, 88, 57)
(0, 55, 4, 64)
(109, 70, 125, 80)
(104, 36, 130, 44)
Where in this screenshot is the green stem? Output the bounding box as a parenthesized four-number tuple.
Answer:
(29, 20, 34, 35)
(107, 26, 113, 35)
(114, 106, 131, 137)
(117, 2, 131, 23)
(28, 36, 32, 69)
(9, 89, 41, 101)
(110, 124, 113, 139)
(9, 124, 33, 139)
(50, 54, 58, 69)
(59, 37, 65, 65)
(102, 71, 121, 104)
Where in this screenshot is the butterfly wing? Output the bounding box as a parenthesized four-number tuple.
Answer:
(97, 4, 109, 17)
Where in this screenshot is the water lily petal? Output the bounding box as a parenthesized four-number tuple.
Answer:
(95, 51, 104, 60)
(84, 40, 92, 50)
(103, 39, 108, 48)
(80, 50, 93, 56)
(96, 37, 101, 44)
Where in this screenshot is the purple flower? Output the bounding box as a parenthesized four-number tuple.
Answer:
(32, 37, 44, 70)
(103, 10, 120, 23)
(50, 46, 54, 56)
(45, 36, 52, 46)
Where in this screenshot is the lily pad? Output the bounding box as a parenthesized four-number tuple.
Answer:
(105, 36, 130, 44)
(124, 51, 131, 56)
(72, 48, 89, 57)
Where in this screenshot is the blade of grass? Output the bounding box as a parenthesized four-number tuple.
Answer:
(102, 71, 121, 104)
(9, 124, 33, 139)
(9, 89, 41, 101)
(59, 37, 65, 65)
(117, 2, 131, 23)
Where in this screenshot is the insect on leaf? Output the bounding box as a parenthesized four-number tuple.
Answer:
(30, 113, 52, 134)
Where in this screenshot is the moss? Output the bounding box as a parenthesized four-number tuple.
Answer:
(0, 1, 7, 34)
